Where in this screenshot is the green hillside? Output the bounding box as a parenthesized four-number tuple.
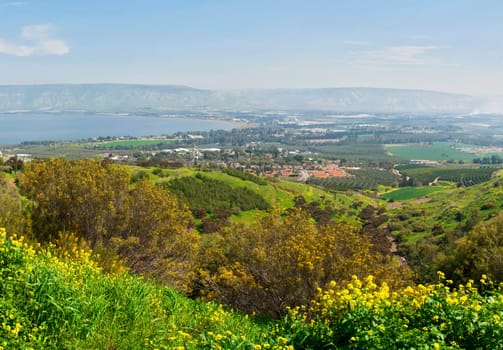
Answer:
(387, 171, 503, 241)
(0, 229, 280, 349)
(383, 171, 503, 281)
(138, 166, 375, 228)
(2, 228, 503, 349)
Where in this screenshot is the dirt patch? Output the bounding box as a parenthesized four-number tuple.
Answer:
(410, 198, 432, 205)
(387, 202, 403, 209)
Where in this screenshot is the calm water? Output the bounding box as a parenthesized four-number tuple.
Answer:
(0, 113, 233, 144)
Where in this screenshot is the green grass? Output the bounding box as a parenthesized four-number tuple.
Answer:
(385, 142, 475, 162)
(199, 171, 295, 208)
(382, 185, 452, 201)
(312, 144, 392, 162)
(191, 171, 359, 210)
(231, 209, 267, 224)
(406, 230, 435, 243)
(0, 231, 281, 349)
(128, 167, 300, 210)
(97, 139, 174, 148)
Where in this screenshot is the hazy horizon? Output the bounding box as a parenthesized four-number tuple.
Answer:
(0, 82, 483, 96)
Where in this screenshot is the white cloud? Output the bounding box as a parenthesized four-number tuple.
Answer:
(21, 24, 53, 40)
(359, 45, 438, 65)
(0, 24, 69, 56)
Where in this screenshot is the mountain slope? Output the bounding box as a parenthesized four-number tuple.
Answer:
(0, 84, 479, 113)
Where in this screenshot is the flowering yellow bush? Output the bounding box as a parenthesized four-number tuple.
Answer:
(19, 159, 201, 292)
(199, 209, 410, 317)
(282, 273, 503, 349)
(0, 227, 294, 349)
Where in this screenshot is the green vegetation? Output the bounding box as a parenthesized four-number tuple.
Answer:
(193, 169, 371, 214)
(18, 159, 200, 291)
(309, 168, 400, 190)
(382, 185, 452, 201)
(312, 144, 393, 164)
(165, 173, 270, 212)
(386, 142, 475, 162)
(385, 173, 503, 282)
(440, 214, 503, 283)
(94, 138, 174, 149)
(203, 171, 296, 209)
(7, 142, 102, 159)
(2, 229, 503, 349)
(0, 229, 281, 349)
(282, 274, 503, 350)
(3, 157, 503, 349)
(222, 167, 268, 185)
(398, 165, 498, 186)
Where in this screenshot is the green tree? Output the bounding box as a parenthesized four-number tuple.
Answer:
(441, 212, 503, 284)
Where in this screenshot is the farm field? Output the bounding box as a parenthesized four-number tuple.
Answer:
(382, 185, 452, 201)
(385, 142, 476, 162)
(311, 144, 392, 162)
(94, 138, 175, 148)
(398, 165, 499, 186)
(309, 168, 400, 190)
(5, 142, 103, 159)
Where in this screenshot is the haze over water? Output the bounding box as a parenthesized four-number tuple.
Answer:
(0, 113, 233, 144)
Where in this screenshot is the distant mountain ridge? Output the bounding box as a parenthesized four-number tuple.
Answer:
(0, 84, 481, 113)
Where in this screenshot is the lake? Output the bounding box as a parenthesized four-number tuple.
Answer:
(0, 113, 234, 144)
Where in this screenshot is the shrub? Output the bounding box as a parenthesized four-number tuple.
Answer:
(198, 209, 410, 317)
(281, 274, 503, 349)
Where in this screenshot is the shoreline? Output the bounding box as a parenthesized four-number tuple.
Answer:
(0, 114, 251, 146)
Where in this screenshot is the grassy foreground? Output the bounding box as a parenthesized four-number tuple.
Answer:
(2, 228, 503, 349)
(0, 228, 283, 350)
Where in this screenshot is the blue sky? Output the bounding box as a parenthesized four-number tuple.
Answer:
(0, 0, 502, 95)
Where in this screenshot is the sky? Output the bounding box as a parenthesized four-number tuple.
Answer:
(0, 0, 502, 96)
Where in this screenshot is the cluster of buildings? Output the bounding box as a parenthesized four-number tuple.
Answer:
(263, 163, 353, 180)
